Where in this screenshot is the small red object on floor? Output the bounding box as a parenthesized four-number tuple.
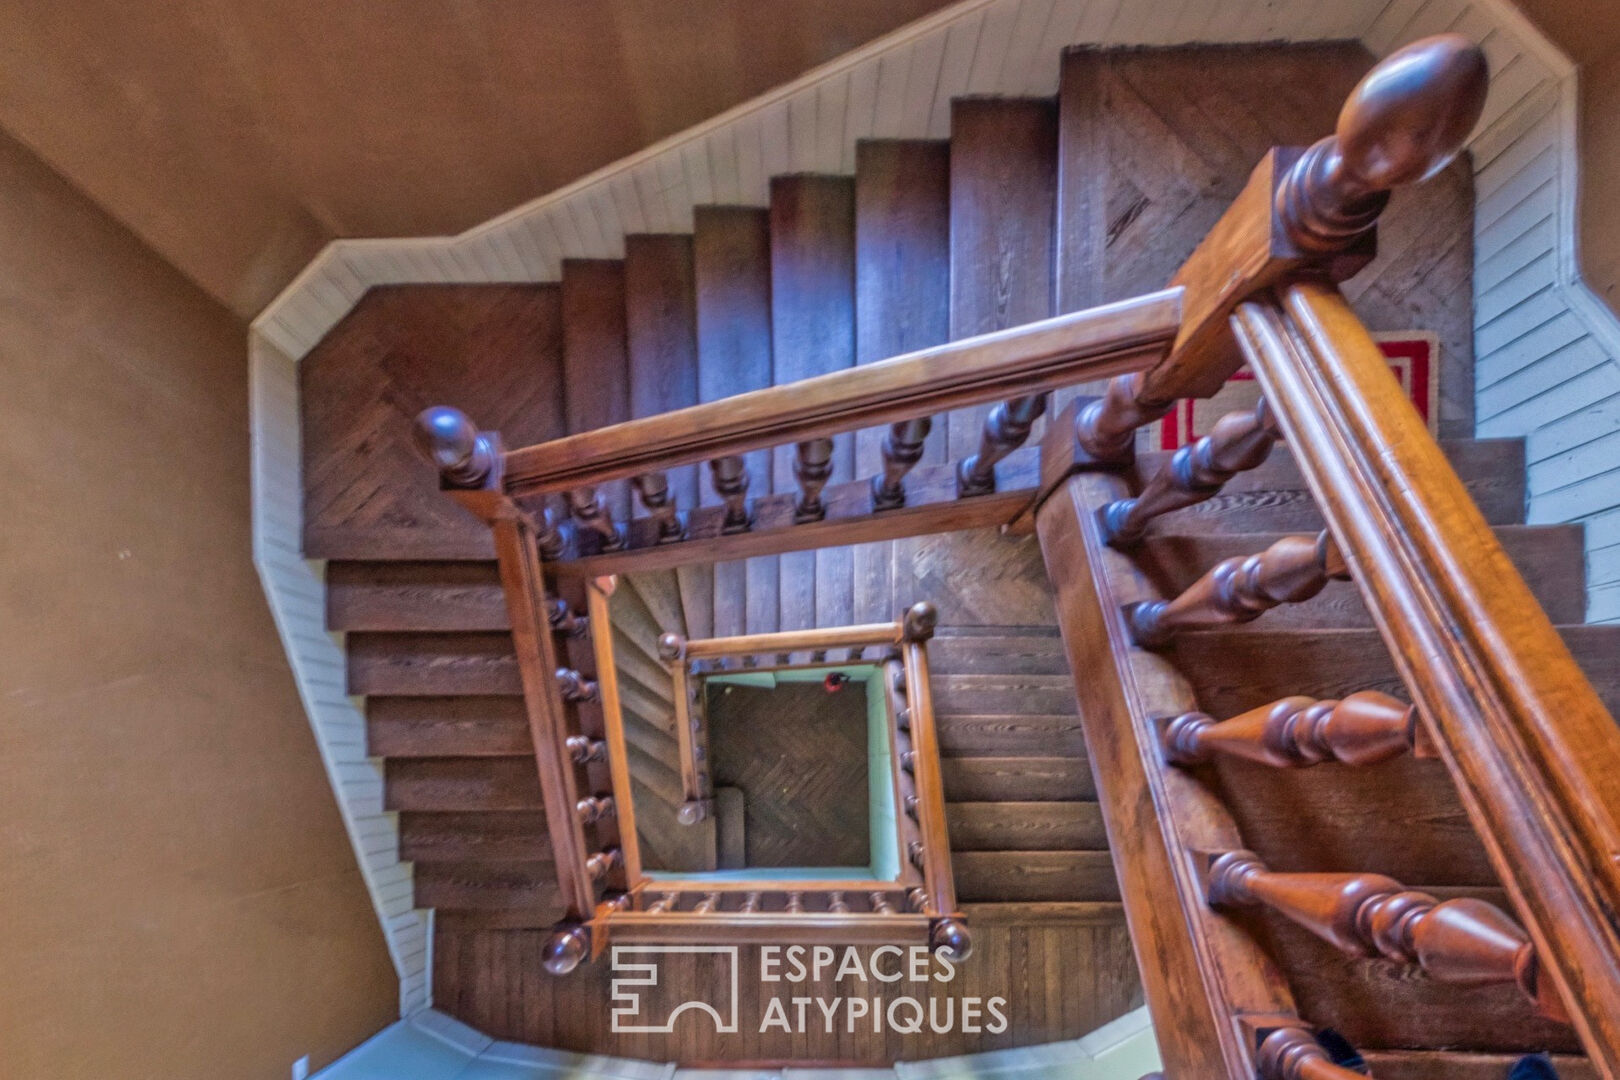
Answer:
(823, 672, 848, 693)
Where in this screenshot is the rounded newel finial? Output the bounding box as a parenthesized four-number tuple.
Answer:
(412, 406, 495, 488)
(657, 632, 687, 662)
(1338, 34, 1488, 191)
(542, 924, 589, 975)
(902, 601, 938, 643)
(930, 917, 973, 962)
(1280, 34, 1487, 250)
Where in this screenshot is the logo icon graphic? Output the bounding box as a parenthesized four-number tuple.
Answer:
(610, 945, 739, 1033)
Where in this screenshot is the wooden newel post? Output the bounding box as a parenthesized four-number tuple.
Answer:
(1069, 34, 1487, 460)
(543, 922, 590, 976)
(413, 406, 497, 488)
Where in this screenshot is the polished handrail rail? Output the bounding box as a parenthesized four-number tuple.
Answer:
(497, 293, 1180, 498)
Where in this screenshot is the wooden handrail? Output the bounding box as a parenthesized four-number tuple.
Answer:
(1030, 33, 1620, 1079)
(497, 291, 1181, 497)
(1232, 283, 1620, 1067)
(672, 622, 904, 661)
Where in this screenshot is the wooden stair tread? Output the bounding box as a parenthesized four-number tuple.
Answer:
(953, 849, 1118, 902)
(1360, 1051, 1593, 1080)
(1170, 625, 1620, 719)
(399, 811, 551, 863)
(930, 672, 1078, 714)
(936, 710, 1084, 755)
(958, 901, 1126, 925)
(367, 696, 529, 757)
(327, 560, 505, 631)
(1252, 905, 1582, 1055)
(1130, 438, 1527, 533)
(940, 755, 1095, 802)
(947, 801, 1106, 851)
(413, 859, 561, 913)
(927, 629, 1067, 674)
(348, 632, 518, 697)
(1133, 524, 1586, 628)
(384, 757, 541, 812)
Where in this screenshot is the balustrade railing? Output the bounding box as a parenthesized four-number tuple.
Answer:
(1026, 32, 1620, 1080)
(412, 28, 1620, 1073)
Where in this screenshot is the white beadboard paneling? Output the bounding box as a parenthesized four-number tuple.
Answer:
(250, 0, 1620, 1011)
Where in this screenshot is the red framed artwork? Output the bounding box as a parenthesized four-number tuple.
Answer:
(1152, 332, 1440, 450)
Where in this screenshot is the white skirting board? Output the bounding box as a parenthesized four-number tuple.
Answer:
(247, 0, 1620, 1012)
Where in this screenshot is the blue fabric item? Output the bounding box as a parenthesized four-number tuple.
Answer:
(1508, 1054, 1561, 1080)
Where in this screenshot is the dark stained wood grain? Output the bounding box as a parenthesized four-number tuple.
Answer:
(300, 285, 565, 559)
(1237, 285, 1620, 1065)
(367, 695, 530, 757)
(385, 756, 543, 812)
(348, 632, 518, 696)
(399, 810, 552, 863)
(562, 259, 633, 521)
(947, 802, 1107, 851)
(854, 140, 951, 624)
(327, 560, 506, 631)
(434, 921, 1141, 1063)
(939, 756, 1095, 802)
(771, 175, 857, 632)
(693, 206, 776, 637)
(1132, 525, 1586, 630)
(1056, 44, 1475, 436)
(953, 850, 1118, 902)
(1036, 467, 1301, 1079)
(948, 98, 1058, 462)
(625, 234, 701, 513)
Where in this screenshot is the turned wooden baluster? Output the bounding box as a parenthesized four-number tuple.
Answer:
(870, 892, 895, 914)
(1164, 690, 1421, 768)
(1254, 1028, 1368, 1080)
(1127, 530, 1348, 647)
(959, 395, 1047, 496)
(828, 891, 850, 914)
(793, 437, 836, 522)
(575, 795, 615, 823)
(1075, 372, 1174, 463)
(1101, 399, 1282, 546)
(708, 455, 751, 533)
(565, 735, 606, 764)
(646, 892, 676, 914)
(555, 667, 599, 704)
(632, 471, 685, 542)
(908, 841, 925, 869)
(546, 597, 589, 637)
(786, 892, 806, 914)
(907, 887, 930, 913)
(1208, 851, 1569, 1022)
(566, 486, 622, 551)
(693, 892, 721, 914)
(739, 892, 762, 914)
(585, 847, 623, 881)
(872, 418, 932, 510)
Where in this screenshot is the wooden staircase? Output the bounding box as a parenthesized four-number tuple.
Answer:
(299, 35, 1620, 1075)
